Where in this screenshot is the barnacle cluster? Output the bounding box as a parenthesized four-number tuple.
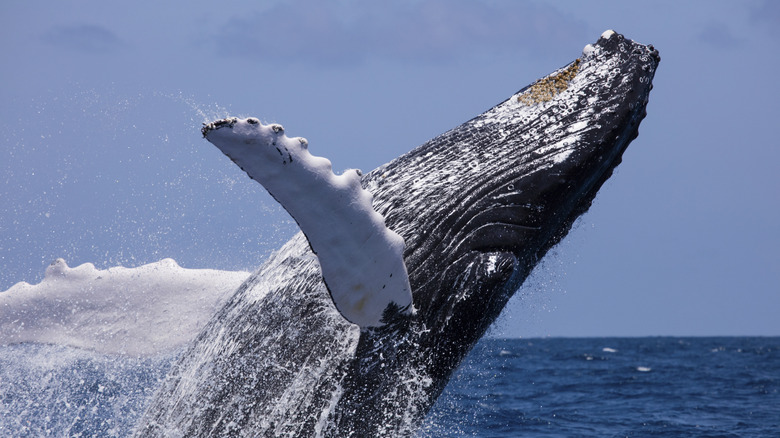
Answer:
(518, 58, 581, 105)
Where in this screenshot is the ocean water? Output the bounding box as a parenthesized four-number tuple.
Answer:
(1, 337, 777, 437)
(423, 337, 780, 437)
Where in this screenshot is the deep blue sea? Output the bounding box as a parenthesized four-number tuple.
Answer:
(423, 337, 780, 437)
(2, 337, 777, 437)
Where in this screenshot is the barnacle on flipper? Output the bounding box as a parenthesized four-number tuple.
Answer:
(518, 58, 581, 105)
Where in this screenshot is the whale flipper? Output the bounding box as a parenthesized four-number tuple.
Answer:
(202, 118, 413, 328)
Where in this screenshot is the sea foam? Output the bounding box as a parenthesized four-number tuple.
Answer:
(0, 258, 249, 355)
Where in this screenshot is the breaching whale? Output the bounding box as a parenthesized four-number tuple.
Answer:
(135, 31, 659, 437)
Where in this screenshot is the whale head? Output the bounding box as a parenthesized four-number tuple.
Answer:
(360, 31, 659, 378)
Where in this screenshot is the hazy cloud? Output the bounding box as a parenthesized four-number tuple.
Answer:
(750, 0, 780, 38)
(43, 24, 124, 54)
(697, 22, 742, 49)
(209, 0, 588, 65)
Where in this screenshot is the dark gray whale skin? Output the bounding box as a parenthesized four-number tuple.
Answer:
(135, 32, 658, 437)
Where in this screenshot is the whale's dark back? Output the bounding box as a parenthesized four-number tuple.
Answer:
(135, 32, 658, 437)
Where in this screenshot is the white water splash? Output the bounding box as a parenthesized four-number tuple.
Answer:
(0, 258, 249, 356)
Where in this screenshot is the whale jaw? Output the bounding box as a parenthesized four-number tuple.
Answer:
(336, 30, 659, 433)
(368, 30, 658, 332)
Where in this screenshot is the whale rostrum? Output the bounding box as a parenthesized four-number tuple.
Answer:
(135, 31, 659, 437)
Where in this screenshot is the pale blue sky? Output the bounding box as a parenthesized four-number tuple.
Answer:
(1, 1, 778, 337)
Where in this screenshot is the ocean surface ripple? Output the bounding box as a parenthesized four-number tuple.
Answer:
(2, 337, 777, 437)
(421, 337, 779, 437)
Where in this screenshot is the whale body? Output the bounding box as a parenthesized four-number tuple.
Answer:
(135, 31, 659, 437)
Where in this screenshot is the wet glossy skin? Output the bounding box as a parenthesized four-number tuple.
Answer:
(136, 32, 659, 437)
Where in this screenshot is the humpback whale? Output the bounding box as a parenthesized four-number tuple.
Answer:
(135, 31, 659, 437)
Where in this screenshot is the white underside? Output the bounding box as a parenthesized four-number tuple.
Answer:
(204, 118, 413, 327)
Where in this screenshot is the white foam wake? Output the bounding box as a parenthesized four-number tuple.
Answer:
(0, 258, 249, 356)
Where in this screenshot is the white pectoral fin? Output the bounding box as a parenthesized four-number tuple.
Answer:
(203, 117, 414, 328)
(326, 253, 414, 327)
